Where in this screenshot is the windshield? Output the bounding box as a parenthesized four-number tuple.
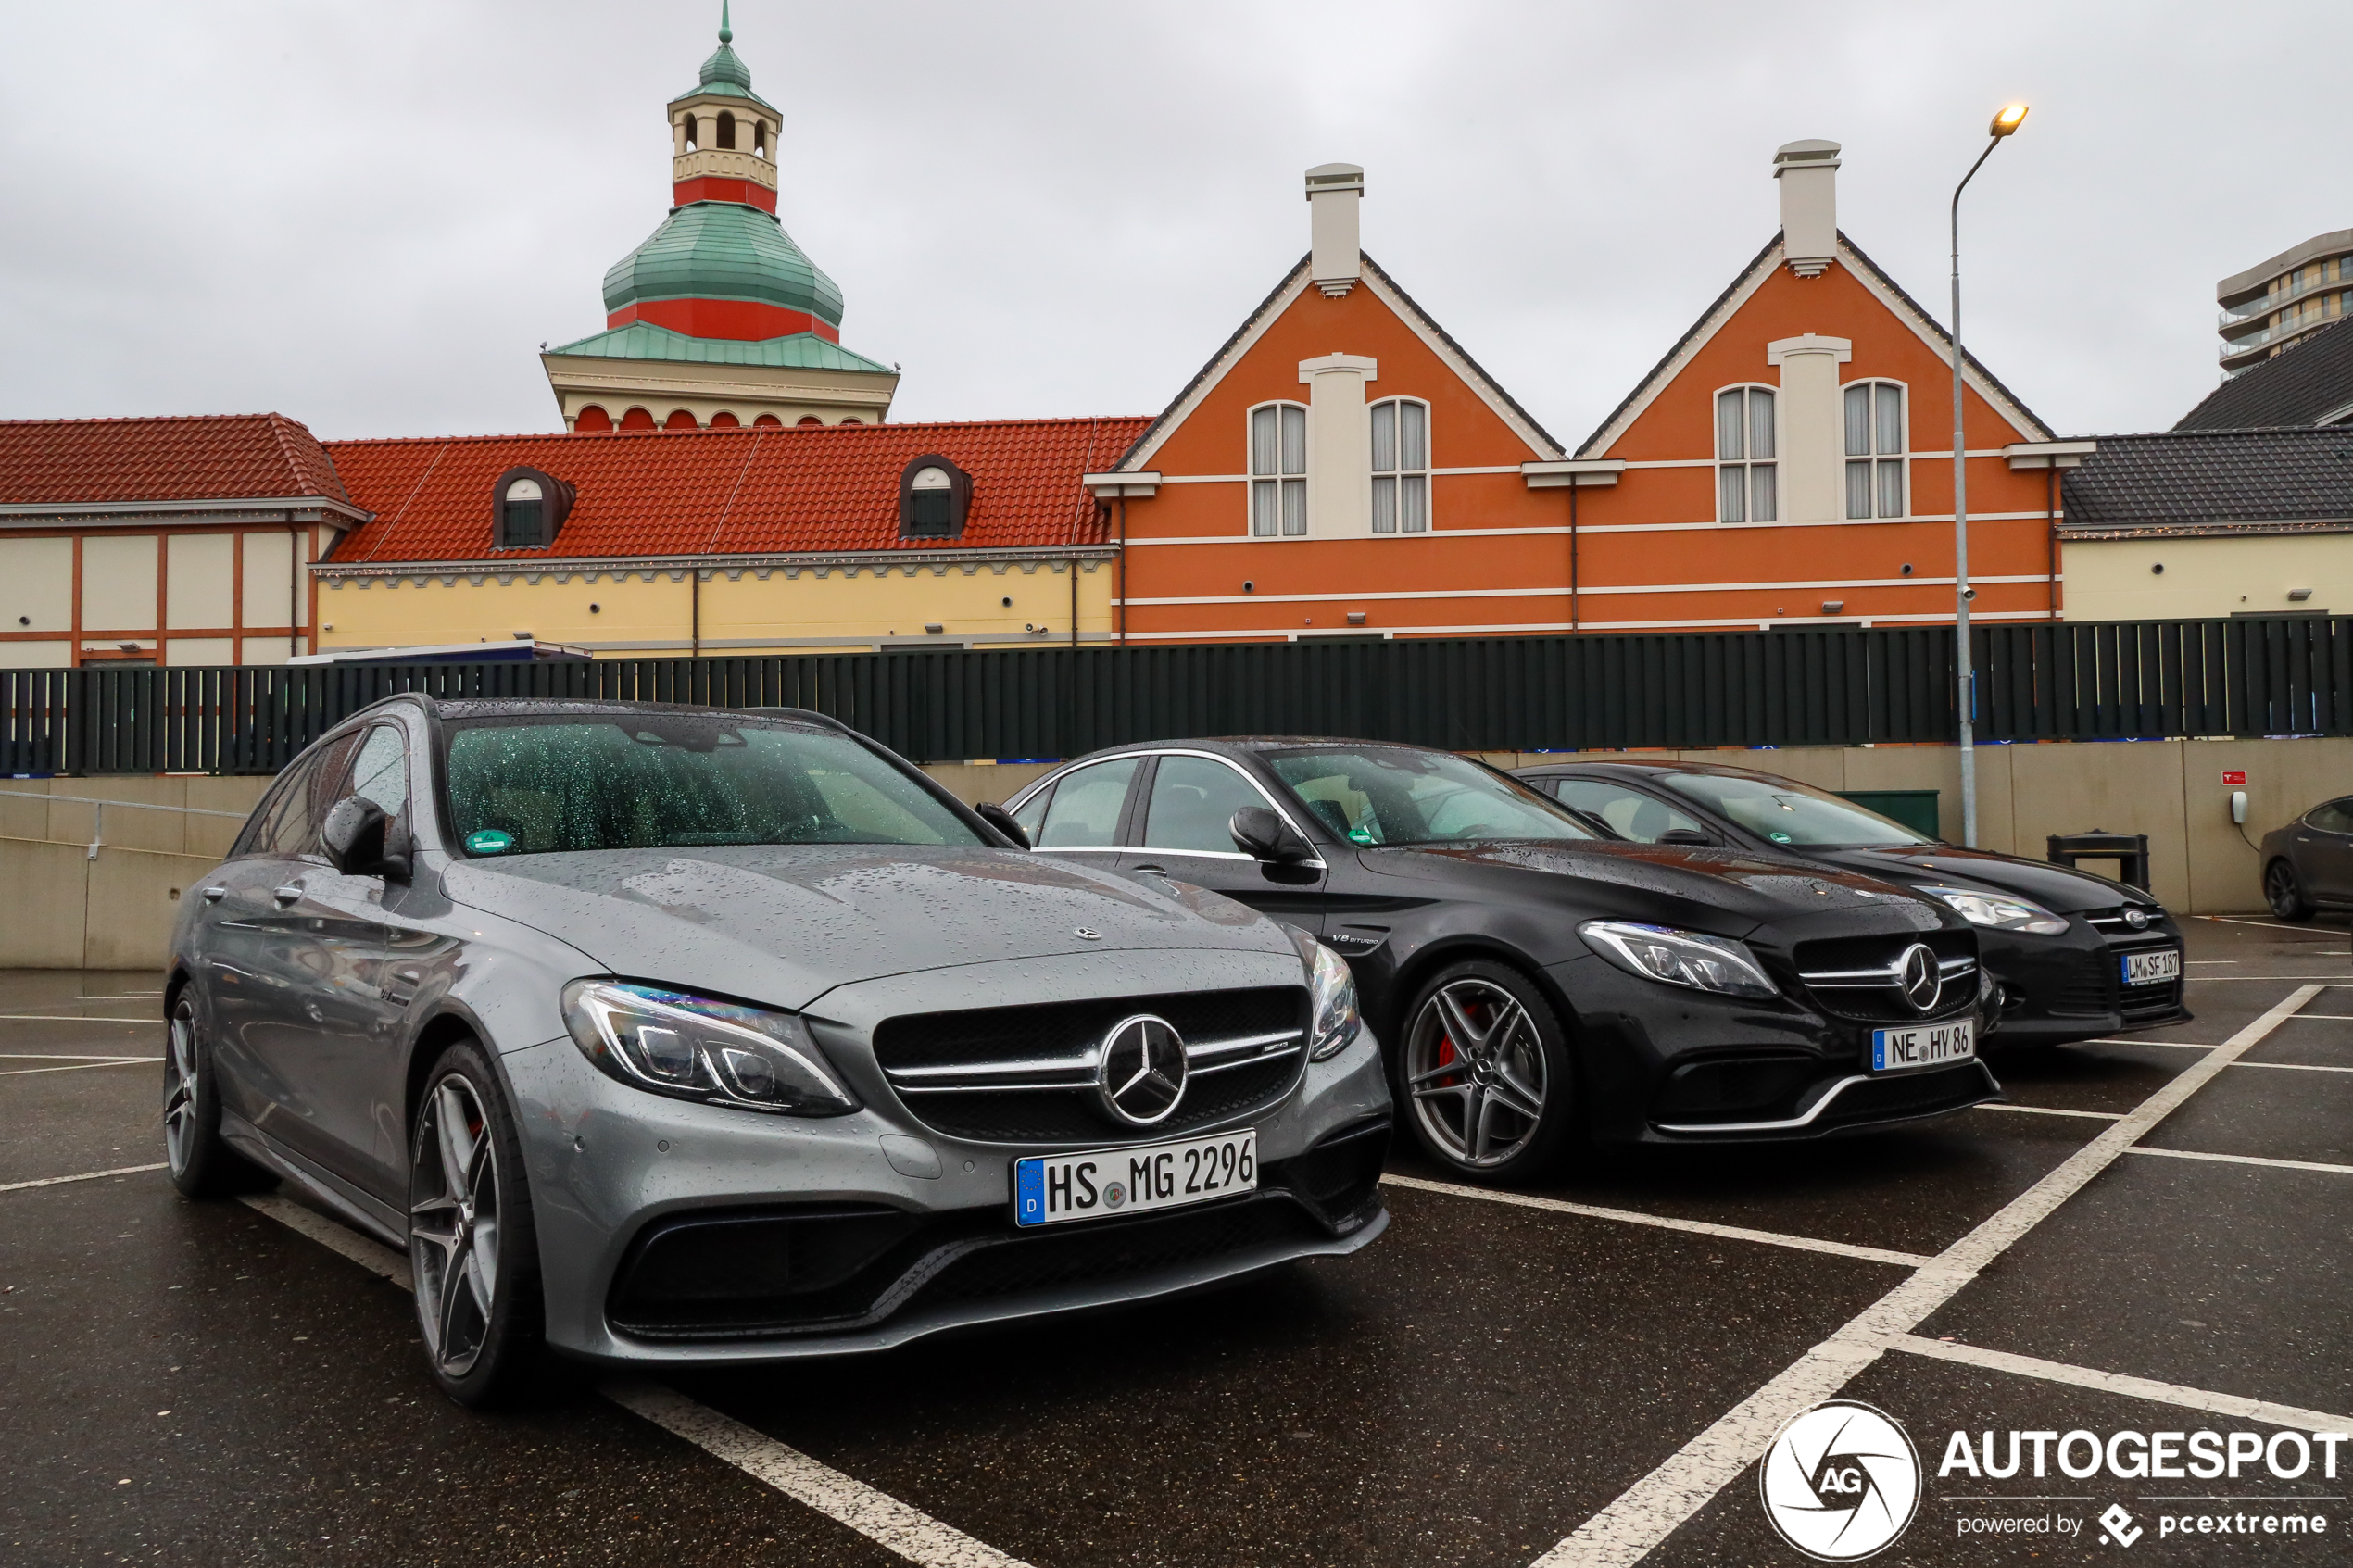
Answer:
(1657, 771, 1932, 847)
(1267, 746, 1596, 847)
(442, 715, 984, 856)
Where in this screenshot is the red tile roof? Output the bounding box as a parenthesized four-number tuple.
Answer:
(0, 413, 354, 509)
(324, 418, 1149, 563)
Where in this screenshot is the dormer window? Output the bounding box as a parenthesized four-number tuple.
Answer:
(899, 455, 971, 540)
(491, 467, 574, 549)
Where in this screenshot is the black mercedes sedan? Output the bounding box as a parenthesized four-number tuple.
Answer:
(2257, 795, 2353, 921)
(996, 739, 1998, 1183)
(1512, 759, 2191, 1047)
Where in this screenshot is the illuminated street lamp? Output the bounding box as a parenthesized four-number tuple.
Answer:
(1951, 103, 2027, 848)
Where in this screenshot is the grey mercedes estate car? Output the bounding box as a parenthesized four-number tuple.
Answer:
(163, 697, 1390, 1404)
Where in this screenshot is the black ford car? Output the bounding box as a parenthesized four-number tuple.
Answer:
(1513, 759, 2191, 1047)
(996, 739, 1999, 1183)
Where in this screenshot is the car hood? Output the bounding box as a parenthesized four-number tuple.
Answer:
(1358, 839, 1948, 935)
(443, 844, 1288, 1011)
(1806, 845, 2151, 913)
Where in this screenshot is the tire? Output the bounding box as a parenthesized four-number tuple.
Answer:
(1396, 959, 1582, 1184)
(409, 1040, 547, 1407)
(2265, 859, 2317, 922)
(162, 989, 270, 1198)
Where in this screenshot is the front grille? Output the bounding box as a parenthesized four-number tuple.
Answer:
(872, 986, 1309, 1145)
(1793, 932, 1978, 1022)
(2051, 955, 2111, 1017)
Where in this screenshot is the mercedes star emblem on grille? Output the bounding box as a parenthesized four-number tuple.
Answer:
(1898, 944, 1943, 1014)
(1098, 1014, 1187, 1126)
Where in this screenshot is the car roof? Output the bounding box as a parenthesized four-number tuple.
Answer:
(1516, 757, 1780, 783)
(401, 696, 844, 728)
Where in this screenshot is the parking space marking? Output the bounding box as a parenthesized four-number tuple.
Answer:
(2126, 1147, 2353, 1177)
(0, 1057, 158, 1076)
(2283, 1014, 2353, 1022)
(0, 1051, 161, 1060)
(2079, 1037, 2213, 1048)
(237, 1192, 1036, 1568)
(0, 1162, 166, 1194)
(1972, 1103, 2123, 1121)
(1889, 1335, 2353, 1436)
(0, 1014, 163, 1024)
(1533, 983, 2323, 1568)
(1379, 1173, 1934, 1268)
(2233, 1060, 2353, 1073)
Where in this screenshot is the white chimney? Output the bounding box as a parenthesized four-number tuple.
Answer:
(1305, 163, 1364, 296)
(1773, 140, 1840, 277)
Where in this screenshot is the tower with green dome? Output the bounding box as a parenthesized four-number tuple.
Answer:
(541, 5, 899, 432)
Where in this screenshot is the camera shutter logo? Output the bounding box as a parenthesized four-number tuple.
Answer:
(1898, 944, 1943, 1014)
(1759, 1399, 1921, 1561)
(1097, 1014, 1188, 1126)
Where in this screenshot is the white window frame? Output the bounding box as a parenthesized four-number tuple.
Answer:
(1714, 384, 1778, 524)
(1843, 379, 1909, 520)
(1368, 396, 1430, 534)
(1248, 401, 1308, 537)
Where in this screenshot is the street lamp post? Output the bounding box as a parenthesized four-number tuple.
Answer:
(1950, 102, 2027, 849)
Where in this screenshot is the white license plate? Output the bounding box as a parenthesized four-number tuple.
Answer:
(1013, 1130, 1256, 1228)
(1870, 1017, 1976, 1073)
(2121, 948, 2182, 986)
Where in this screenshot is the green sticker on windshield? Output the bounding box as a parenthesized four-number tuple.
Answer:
(466, 828, 514, 855)
(1768, 831, 1793, 844)
(1347, 825, 1377, 845)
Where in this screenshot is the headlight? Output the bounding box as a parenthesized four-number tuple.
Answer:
(1580, 921, 1778, 998)
(560, 980, 859, 1116)
(1918, 884, 2070, 935)
(1290, 928, 1364, 1061)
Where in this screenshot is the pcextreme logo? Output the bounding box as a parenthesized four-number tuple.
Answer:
(1760, 1400, 1923, 1561)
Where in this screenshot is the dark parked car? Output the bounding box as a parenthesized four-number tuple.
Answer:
(2259, 797, 2353, 921)
(1512, 759, 2190, 1047)
(999, 739, 1998, 1183)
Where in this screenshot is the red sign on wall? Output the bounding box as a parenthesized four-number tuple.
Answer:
(2221, 771, 2247, 786)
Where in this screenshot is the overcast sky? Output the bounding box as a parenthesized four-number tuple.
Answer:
(3, 2, 2344, 447)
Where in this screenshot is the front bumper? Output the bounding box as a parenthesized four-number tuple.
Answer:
(1977, 919, 2193, 1047)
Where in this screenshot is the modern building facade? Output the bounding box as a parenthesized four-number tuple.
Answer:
(2216, 230, 2353, 376)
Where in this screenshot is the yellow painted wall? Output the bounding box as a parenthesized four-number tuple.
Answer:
(2064, 533, 2353, 621)
(317, 558, 1114, 655)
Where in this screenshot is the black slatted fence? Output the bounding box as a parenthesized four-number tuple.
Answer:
(5, 618, 2349, 776)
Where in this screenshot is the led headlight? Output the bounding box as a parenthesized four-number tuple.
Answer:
(1918, 884, 2070, 935)
(1580, 921, 1778, 998)
(1290, 928, 1365, 1061)
(561, 980, 858, 1115)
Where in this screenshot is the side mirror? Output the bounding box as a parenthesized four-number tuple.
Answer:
(1229, 805, 1315, 864)
(321, 796, 409, 883)
(974, 801, 1031, 850)
(1656, 827, 1715, 847)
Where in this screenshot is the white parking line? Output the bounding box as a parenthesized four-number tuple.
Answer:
(1889, 1336, 2353, 1436)
(2282, 1014, 2353, 1022)
(0, 1162, 166, 1194)
(0, 1014, 161, 1024)
(1971, 1103, 2123, 1122)
(2127, 1147, 2353, 1177)
(2079, 1038, 2213, 1049)
(1380, 1173, 1932, 1269)
(0, 1057, 160, 1076)
(2233, 1060, 2353, 1074)
(1531, 983, 2322, 1568)
(0, 1052, 161, 1060)
(237, 1192, 1036, 1568)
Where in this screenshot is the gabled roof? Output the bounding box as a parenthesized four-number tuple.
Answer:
(1575, 232, 2054, 457)
(1110, 252, 1563, 472)
(322, 416, 1150, 566)
(2058, 428, 2353, 538)
(0, 412, 361, 519)
(545, 320, 892, 374)
(2176, 320, 2353, 432)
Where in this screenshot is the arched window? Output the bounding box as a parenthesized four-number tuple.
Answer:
(1843, 381, 1906, 519)
(709, 411, 741, 428)
(1249, 402, 1307, 537)
(900, 455, 971, 540)
(1369, 397, 1429, 533)
(716, 111, 736, 151)
(840, 418, 863, 426)
(574, 406, 611, 433)
(620, 407, 656, 431)
(683, 115, 699, 152)
(753, 119, 769, 157)
(796, 415, 824, 426)
(1716, 386, 1777, 523)
(663, 409, 699, 431)
(491, 468, 573, 549)
(753, 414, 784, 427)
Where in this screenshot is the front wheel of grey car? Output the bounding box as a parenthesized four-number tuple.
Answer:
(163, 991, 269, 1199)
(2265, 859, 2317, 922)
(1399, 960, 1580, 1184)
(409, 1041, 546, 1407)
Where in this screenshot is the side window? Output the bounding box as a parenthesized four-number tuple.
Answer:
(1142, 756, 1272, 854)
(1010, 784, 1052, 844)
(2308, 799, 2353, 834)
(232, 766, 308, 859)
(346, 725, 409, 830)
(1034, 758, 1139, 848)
(259, 732, 363, 859)
(1552, 779, 1710, 844)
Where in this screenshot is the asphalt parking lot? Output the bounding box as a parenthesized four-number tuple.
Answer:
(4, 916, 2349, 1567)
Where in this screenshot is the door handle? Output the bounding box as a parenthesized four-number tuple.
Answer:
(272, 884, 304, 906)
(201, 886, 226, 904)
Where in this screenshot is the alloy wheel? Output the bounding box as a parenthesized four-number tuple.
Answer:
(162, 1000, 200, 1177)
(410, 1075, 504, 1379)
(1403, 977, 1551, 1168)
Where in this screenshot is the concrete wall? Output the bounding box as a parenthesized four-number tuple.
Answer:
(6, 737, 2340, 970)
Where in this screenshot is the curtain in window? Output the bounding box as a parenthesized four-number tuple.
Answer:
(1250, 405, 1308, 536)
(1843, 383, 1906, 520)
(1369, 400, 1430, 533)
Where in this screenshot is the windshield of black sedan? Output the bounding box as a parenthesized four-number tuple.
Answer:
(443, 717, 983, 855)
(1267, 747, 1595, 847)
(1658, 771, 1931, 847)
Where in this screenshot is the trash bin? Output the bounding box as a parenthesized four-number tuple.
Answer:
(2046, 831, 2151, 892)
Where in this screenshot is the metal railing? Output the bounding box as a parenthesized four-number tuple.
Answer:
(0, 788, 248, 859)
